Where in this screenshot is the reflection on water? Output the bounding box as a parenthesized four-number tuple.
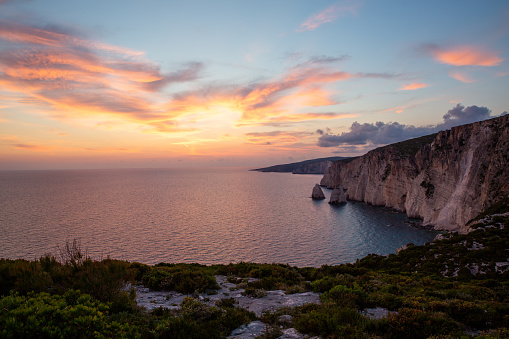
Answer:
(0, 168, 437, 266)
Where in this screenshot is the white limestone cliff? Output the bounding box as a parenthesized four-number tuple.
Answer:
(320, 115, 509, 232)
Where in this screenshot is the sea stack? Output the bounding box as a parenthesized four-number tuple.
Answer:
(311, 184, 325, 200)
(329, 186, 347, 204)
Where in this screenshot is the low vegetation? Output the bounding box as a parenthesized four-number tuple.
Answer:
(1, 214, 508, 338)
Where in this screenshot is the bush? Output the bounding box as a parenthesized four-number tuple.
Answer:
(380, 308, 461, 339)
(320, 284, 370, 309)
(142, 265, 219, 294)
(0, 290, 139, 338)
(154, 297, 255, 339)
(293, 305, 366, 337)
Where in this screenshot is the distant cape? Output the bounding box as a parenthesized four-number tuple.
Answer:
(251, 157, 348, 174)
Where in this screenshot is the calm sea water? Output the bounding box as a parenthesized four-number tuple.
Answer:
(0, 168, 437, 267)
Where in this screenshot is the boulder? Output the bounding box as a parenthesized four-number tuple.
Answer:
(329, 186, 347, 204)
(311, 184, 325, 200)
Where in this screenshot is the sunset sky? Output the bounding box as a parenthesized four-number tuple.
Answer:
(1, 0, 508, 170)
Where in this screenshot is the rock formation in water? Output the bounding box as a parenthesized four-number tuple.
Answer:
(311, 184, 325, 200)
(320, 115, 509, 232)
(329, 186, 347, 205)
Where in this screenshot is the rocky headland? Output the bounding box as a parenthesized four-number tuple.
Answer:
(320, 115, 509, 232)
(252, 156, 347, 174)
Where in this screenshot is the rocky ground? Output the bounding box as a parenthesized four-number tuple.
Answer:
(134, 275, 321, 338)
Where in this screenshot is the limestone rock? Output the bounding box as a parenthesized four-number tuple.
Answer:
(319, 115, 509, 232)
(329, 186, 347, 204)
(311, 184, 325, 200)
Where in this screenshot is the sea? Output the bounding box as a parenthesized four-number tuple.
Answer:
(0, 167, 438, 267)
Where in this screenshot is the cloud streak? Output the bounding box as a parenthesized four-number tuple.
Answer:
(317, 104, 494, 148)
(448, 70, 476, 83)
(0, 20, 204, 132)
(399, 83, 428, 90)
(0, 19, 399, 134)
(164, 62, 398, 127)
(244, 131, 311, 146)
(298, 0, 361, 31)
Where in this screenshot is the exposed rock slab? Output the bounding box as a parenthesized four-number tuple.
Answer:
(311, 184, 325, 200)
(134, 275, 320, 316)
(320, 115, 509, 232)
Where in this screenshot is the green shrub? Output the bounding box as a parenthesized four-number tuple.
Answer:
(242, 286, 268, 298)
(380, 308, 461, 339)
(0, 290, 138, 338)
(154, 297, 255, 339)
(142, 266, 219, 294)
(293, 305, 366, 337)
(320, 284, 370, 309)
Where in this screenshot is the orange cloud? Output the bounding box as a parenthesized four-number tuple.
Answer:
(244, 131, 311, 146)
(399, 83, 428, 90)
(14, 143, 52, 152)
(267, 112, 356, 122)
(448, 70, 476, 83)
(299, 1, 361, 31)
(0, 20, 204, 132)
(0, 19, 391, 137)
(425, 44, 503, 66)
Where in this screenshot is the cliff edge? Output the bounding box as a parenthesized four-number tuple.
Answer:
(320, 115, 509, 232)
(252, 157, 347, 174)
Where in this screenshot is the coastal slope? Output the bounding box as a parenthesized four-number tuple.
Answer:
(320, 115, 509, 232)
(251, 156, 347, 174)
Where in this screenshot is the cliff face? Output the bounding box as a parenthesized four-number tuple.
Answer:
(320, 115, 509, 232)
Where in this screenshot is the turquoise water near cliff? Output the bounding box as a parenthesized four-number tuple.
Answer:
(0, 168, 437, 266)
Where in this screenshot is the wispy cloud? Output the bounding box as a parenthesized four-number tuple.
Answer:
(298, 0, 361, 32)
(14, 143, 52, 152)
(0, 20, 203, 132)
(399, 83, 428, 90)
(244, 130, 311, 146)
(422, 44, 503, 66)
(164, 61, 396, 127)
(0, 19, 399, 135)
(448, 70, 476, 83)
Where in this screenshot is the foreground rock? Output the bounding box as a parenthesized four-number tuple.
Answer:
(134, 275, 320, 338)
(320, 114, 509, 232)
(134, 275, 320, 316)
(311, 184, 325, 200)
(329, 186, 346, 204)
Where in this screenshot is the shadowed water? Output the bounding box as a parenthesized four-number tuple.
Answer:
(0, 168, 437, 266)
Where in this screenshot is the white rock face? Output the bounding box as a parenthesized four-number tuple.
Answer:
(320, 115, 509, 232)
(311, 184, 325, 200)
(329, 186, 347, 204)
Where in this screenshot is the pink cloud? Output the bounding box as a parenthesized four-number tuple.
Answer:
(423, 44, 503, 66)
(0, 20, 205, 132)
(448, 70, 476, 83)
(399, 83, 428, 90)
(299, 0, 361, 31)
(244, 131, 311, 146)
